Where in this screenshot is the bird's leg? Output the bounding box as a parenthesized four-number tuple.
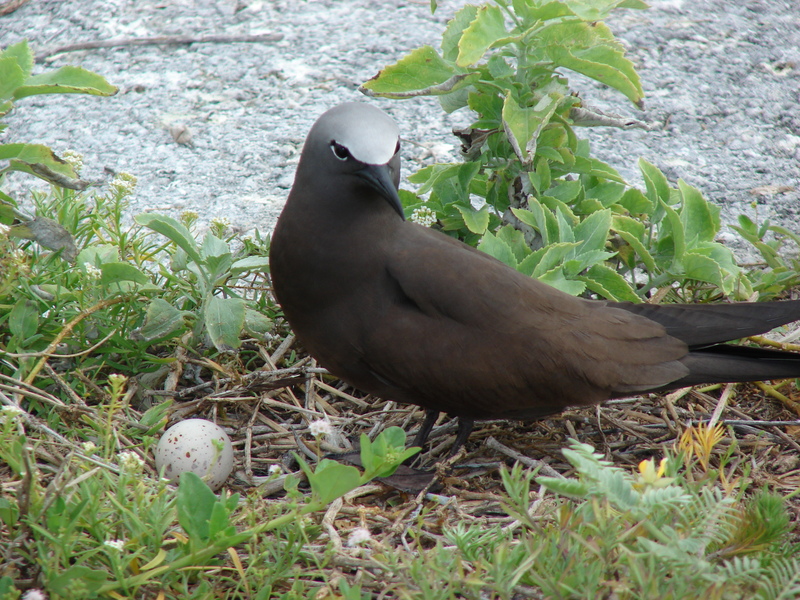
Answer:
(411, 409, 440, 449)
(449, 418, 474, 457)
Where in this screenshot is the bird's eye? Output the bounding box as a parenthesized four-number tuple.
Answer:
(331, 141, 350, 161)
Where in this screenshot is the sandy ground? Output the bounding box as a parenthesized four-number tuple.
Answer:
(2, 0, 799, 244)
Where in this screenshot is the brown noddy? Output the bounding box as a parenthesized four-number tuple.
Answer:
(269, 102, 800, 452)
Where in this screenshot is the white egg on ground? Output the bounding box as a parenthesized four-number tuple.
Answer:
(155, 418, 234, 491)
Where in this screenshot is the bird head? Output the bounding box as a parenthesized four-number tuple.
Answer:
(298, 102, 404, 220)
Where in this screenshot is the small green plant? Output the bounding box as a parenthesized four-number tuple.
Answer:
(0, 417, 415, 598)
(362, 0, 800, 301)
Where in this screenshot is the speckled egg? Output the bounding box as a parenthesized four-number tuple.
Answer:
(155, 419, 234, 491)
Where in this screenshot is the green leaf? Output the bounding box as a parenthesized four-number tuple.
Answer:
(457, 204, 490, 234)
(135, 298, 190, 342)
(537, 266, 586, 295)
(48, 566, 109, 596)
(537, 476, 589, 498)
(9, 299, 38, 340)
(532, 242, 581, 277)
(659, 201, 686, 269)
(0, 57, 25, 102)
(478, 231, 518, 268)
(442, 4, 478, 62)
(14, 65, 117, 99)
(361, 46, 472, 97)
(139, 400, 172, 434)
(497, 224, 532, 262)
(683, 251, 725, 291)
(205, 296, 245, 351)
(457, 4, 511, 67)
(298, 457, 362, 505)
(1, 40, 33, 79)
(177, 472, 217, 543)
(618, 187, 654, 215)
(502, 91, 559, 165)
(678, 178, 719, 245)
(244, 307, 272, 337)
(541, 22, 643, 106)
(100, 262, 150, 286)
(229, 256, 271, 278)
(136, 213, 203, 265)
(579, 264, 640, 302)
(612, 216, 657, 273)
(573, 208, 612, 254)
(639, 158, 671, 206)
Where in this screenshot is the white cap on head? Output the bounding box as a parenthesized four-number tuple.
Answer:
(310, 102, 400, 165)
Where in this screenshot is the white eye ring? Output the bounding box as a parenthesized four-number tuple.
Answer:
(331, 141, 350, 161)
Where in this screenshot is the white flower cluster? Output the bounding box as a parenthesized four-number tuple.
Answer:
(83, 264, 102, 280)
(61, 149, 84, 174)
(118, 450, 144, 470)
(410, 205, 437, 227)
(109, 172, 137, 197)
(0, 405, 24, 422)
(308, 419, 332, 438)
(346, 527, 372, 547)
(104, 538, 125, 550)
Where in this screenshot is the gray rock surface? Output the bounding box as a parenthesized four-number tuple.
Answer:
(3, 0, 799, 244)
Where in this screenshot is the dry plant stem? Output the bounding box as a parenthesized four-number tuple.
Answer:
(748, 335, 800, 352)
(35, 33, 284, 62)
(23, 296, 128, 387)
(322, 497, 344, 553)
(754, 381, 800, 416)
(708, 383, 736, 428)
(485, 436, 562, 478)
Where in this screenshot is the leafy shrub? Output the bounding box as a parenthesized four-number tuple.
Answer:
(362, 0, 800, 302)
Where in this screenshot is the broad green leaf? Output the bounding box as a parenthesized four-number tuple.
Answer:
(537, 266, 586, 295)
(205, 296, 245, 351)
(457, 4, 511, 67)
(579, 264, 640, 302)
(361, 46, 468, 97)
(442, 4, 478, 62)
(136, 298, 190, 341)
(612, 215, 657, 272)
(532, 242, 580, 277)
(497, 224, 532, 262)
(678, 178, 718, 245)
(14, 65, 117, 99)
(570, 156, 625, 183)
(78, 243, 120, 266)
(298, 458, 362, 505)
(0, 57, 25, 102)
(177, 472, 217, 543)
(135, 213, 203, 265)
(542, 22, 643, 105)
(502, 92, 559, 165)
(9, 299, 38, 339)
(478, 231, 518, 268)
(659, 201, 686, 269)
(547, 179, 583, 204)
(0, 143, 76, 177)
(574, 208, 612, 254)
(244, 307, 272, 337)
(566, 0, 649, 21)
(585, 181, 625, 208)
(230, 255, 271, 277)
(563, 249, 616, 276)
(639, 157, 671, 206)
(618, 187, 654, 215)
(683, 251, 725, 291)
(736, 214, 759, 237)
(100, 262, 150, 286)
(512, 202, 558, 246)
(456, 204, 490, 234)
(201, 232, 230, 260)
(1, 40, 33, 79)
(517, 0, 577, 23)
(48, 566, 109, 596)
(555, 205, 576, 243)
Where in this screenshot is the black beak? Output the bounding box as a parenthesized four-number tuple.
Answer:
(356, 163, 405, 220)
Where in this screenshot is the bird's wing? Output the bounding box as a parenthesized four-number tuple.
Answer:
(356, 225, 688, 419)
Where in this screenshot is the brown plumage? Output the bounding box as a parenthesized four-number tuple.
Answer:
(269, 103, 800, 450)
